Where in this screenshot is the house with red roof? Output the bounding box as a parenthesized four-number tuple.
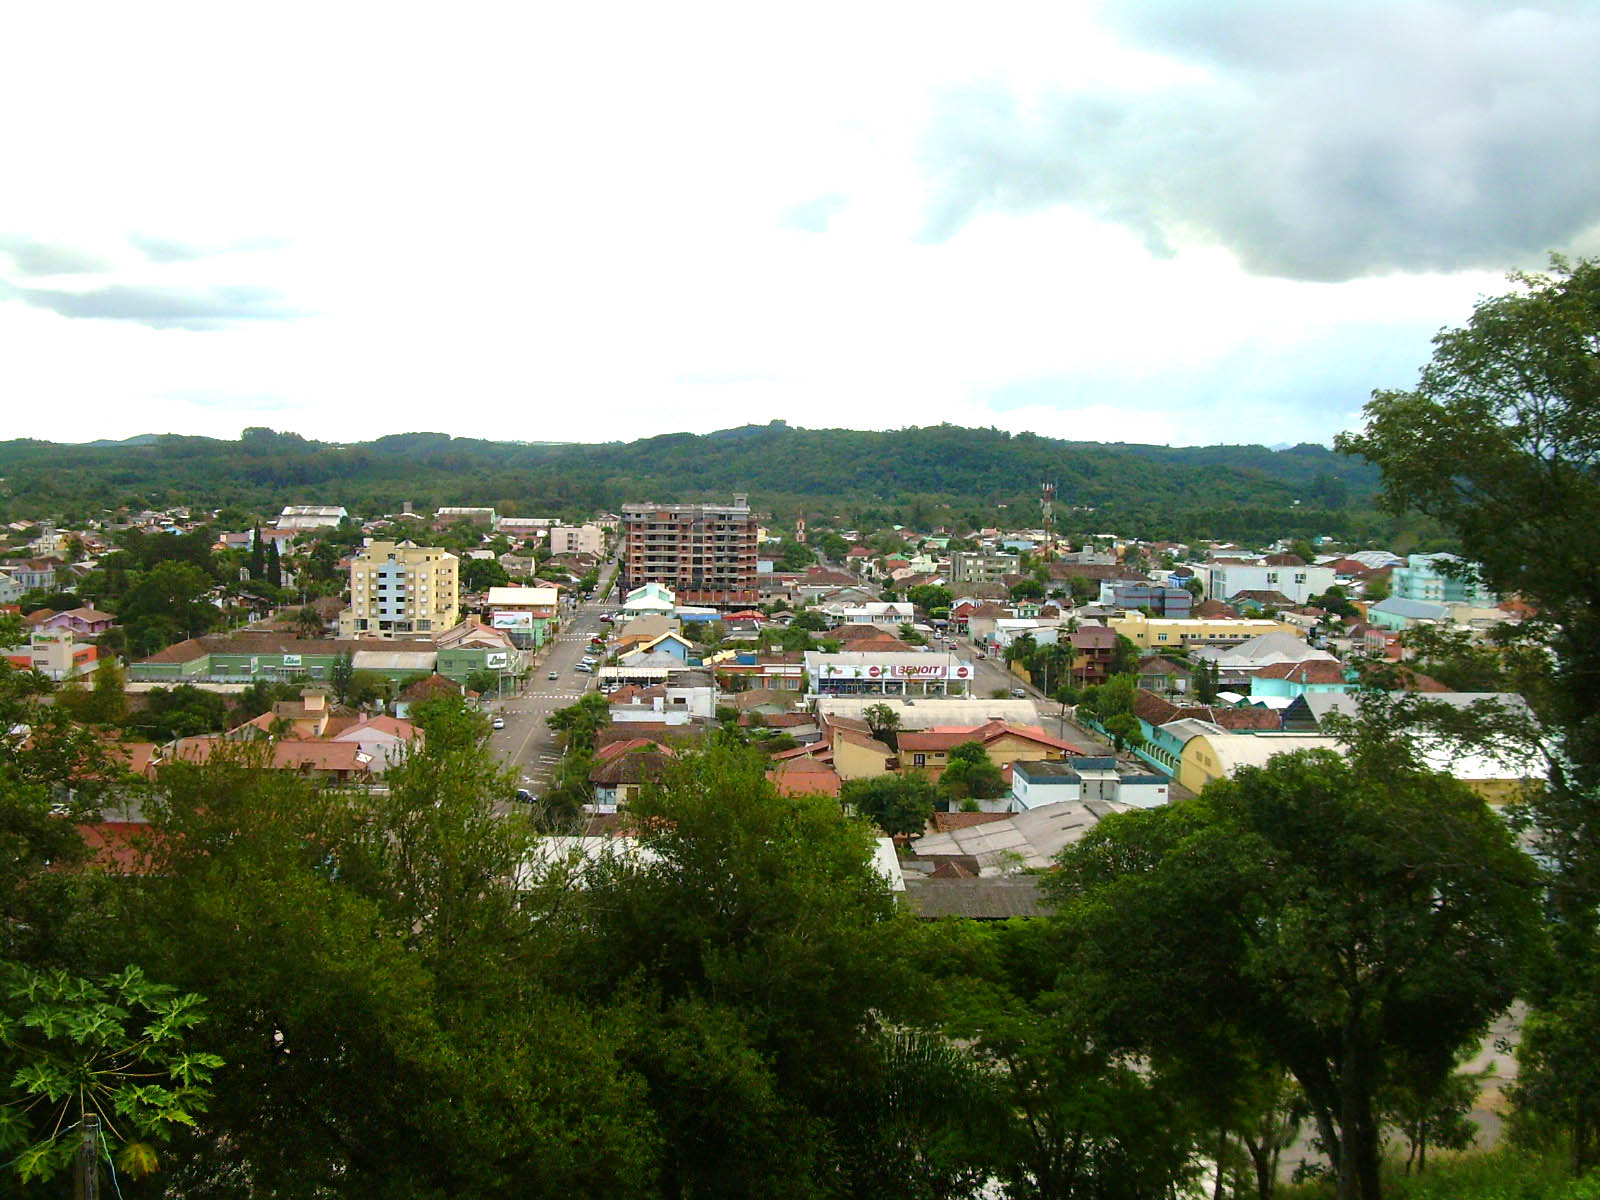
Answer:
(1250, 659, 1356, 700)
(588, 738, 676, 812)
(766, 755, 842, 798)
(168, 736, 377, 785)
(898, 719, 1080, 778)
(25, 606, 117, 636)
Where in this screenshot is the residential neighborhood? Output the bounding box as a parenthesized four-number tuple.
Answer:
(0, 477, 1568, 1198)
(0, 489, 1541, 853)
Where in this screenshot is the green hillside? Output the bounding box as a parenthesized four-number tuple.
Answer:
(0, 422, 1403, 544)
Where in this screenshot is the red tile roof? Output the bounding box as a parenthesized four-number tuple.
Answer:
(930, 811, 1011, 833)
(898, 720, 1078, 754)
(138, 637, 210, 665)
(1252, 660, 1349, 684)
(766, 757, 842, 797)
(75, 822, 155, 875)
(832, 728, 895, 756)
(169, 737, 373, 773)
(589, 748, 674, 786)
(1132, 688, 1284, 731)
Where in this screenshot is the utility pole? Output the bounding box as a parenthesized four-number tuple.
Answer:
(75, 1113, 100, 1200)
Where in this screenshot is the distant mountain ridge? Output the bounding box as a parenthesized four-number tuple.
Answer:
(0, 423, 1390, 544)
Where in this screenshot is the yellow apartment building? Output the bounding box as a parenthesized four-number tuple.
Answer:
(339, 541, 460, 639)
(1108, 611, 1300, 650)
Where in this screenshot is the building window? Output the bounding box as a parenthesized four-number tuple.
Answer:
(913, 754, 926, 766)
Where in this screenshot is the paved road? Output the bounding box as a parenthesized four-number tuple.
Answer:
(485, 559, 621, 801)
(942, 630, 1115, 756)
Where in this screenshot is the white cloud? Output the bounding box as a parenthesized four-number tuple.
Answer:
(0, 2, 1557, 448)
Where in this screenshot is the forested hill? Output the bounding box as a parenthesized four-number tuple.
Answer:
(0, 422, 1398, 544)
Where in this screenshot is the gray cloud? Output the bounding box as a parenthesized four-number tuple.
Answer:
(7, 282, 303, 330)
(0, 234, 111, 276)
(920, 1, 1600, 280)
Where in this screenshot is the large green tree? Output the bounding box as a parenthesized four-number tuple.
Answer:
(939, 741, 1006, 802)
(1052, 748, 1540, 1200)
(121, 732, 656, 1197)
(933, 919, 1201, 1200)
(841, 773, 939, 837)
(118, 561, 220, 651)
(1339, 257, 1600, 1167)
(554, 745, 930, 1197)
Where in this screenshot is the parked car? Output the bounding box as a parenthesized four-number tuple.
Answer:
(1010, 688, 1027, 699)
(491, 716, 506, 729)
(575, 663, 593, 673)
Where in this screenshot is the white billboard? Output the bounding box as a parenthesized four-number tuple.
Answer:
(490, 611, 534, 629)
(817, 660, 972, 681)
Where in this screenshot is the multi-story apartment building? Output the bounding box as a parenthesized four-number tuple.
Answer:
(1391, 553, 1497, 605)
(1200, 555, 1336, 606)
(339, 541, 460, 638)
(949, 551, 1020, 584)
(1101, 581, 1194, 617)
(620, 496, 757, 608)
(549, 523, 605, 556)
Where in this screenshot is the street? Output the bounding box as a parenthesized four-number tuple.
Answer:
(481, 569, 1116, 807)
(484, 561, 619, 802)
(946, 629, 1115, 756)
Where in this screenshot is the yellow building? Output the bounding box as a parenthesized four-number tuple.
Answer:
(831, 728, 897, 781)
(339, 540, 460, 639)
(1177, 731, 1340, 794)
(1108, 611, 1300, 650)
(1177, 728, 1542, 806)
(898, 720, 1075, 776)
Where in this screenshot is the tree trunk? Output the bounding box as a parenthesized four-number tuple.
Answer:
(1242, 1137, 1275, 1200)
(1337, 1029, 1384, 1200)
(1214, 1128, 1228, 1200)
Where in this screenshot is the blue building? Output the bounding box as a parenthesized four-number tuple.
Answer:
(1101, 581, 1193, 618)
(1391, 553, 1496, 606)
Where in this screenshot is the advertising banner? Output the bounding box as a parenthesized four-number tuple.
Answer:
(490, 611, 534, 629)
(818, 660, 972, 681)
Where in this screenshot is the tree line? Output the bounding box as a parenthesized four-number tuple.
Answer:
(1, 423, 1401, 547)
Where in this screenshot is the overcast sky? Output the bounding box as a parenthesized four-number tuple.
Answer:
(4, 1, 1597, 448)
